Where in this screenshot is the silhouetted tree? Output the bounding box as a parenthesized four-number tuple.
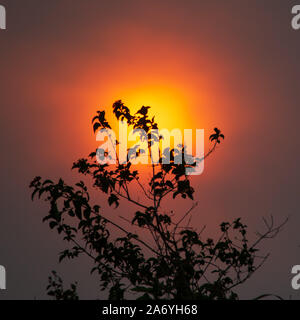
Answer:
(30, 100, 286, 300)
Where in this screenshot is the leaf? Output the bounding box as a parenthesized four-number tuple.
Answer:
(93, 205, 100, 213)
(165, 180, 173, 188)
(108, 194, 119, 208)
(31, 189, 39, 201)
(93, 122, 101, 133)
(136, 106, 150, 116)
(42, 179, 53, 186)
(92, 115, 99, 123)
(49, 221, 57, 229)
(173, 191, 180, 199)
(83, 207, 91, 220)
(73, 201, 82, 219)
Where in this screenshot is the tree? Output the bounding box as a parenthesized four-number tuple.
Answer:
(30, 100, 286, 300)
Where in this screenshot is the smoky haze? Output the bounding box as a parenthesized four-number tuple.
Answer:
(0, 0, 300, 299)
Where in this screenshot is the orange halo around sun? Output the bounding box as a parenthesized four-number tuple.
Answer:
(105, 84, 196, 132)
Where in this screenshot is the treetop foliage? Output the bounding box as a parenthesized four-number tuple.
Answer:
(30, 100, 286, 300)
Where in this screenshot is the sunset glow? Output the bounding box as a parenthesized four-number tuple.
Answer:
(2, 0, 299, 302)
(109, 84, 191, 130)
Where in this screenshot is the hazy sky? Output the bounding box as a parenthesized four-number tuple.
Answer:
(1, 0, 300, 299)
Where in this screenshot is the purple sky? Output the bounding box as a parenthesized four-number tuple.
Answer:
(0, 0, 300, 299)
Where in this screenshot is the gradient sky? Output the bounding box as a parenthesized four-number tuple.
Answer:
(1, 0, 300, 299)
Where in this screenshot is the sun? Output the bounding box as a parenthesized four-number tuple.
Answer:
(94, 83, 208, 166)
(108, 84, 194, 131)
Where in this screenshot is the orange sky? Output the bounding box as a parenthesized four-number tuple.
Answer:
(1, 0, 300, 300)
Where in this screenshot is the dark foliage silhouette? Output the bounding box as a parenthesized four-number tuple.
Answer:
(30, 100, 286, 300)
(47, 271, 79, 300)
